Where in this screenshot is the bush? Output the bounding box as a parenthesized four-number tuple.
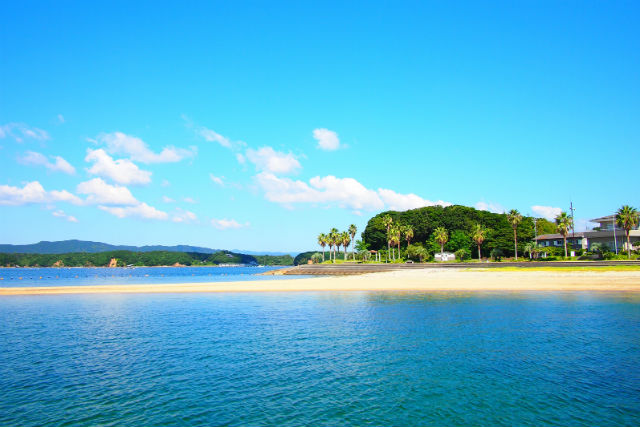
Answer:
(490, 248, 504, 262)
(455, 249, 470, 262)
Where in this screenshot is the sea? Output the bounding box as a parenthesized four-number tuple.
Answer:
(1, 278, 639, 426)
(0, 266, 299, 287)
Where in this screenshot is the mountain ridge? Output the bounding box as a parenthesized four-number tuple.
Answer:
(0, 240, 295, 256)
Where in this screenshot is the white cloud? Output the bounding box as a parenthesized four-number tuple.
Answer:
(313, 128, 340, 151)
(198, 127, 232, 148)
(236, 153, 246, 164)
(85, 148, 151, 185)
(211, 218, 249, 230)
(209, 174, 224, 186)
(172, 209, 197, 223)
(0, 181, 82, 206)
(96, 132, 196, 163)
(531, 205, 563, 221)
(378, 188, 451, 211)
(76, 178, 138, 205)
(57, 114, 65, 124)
(255, 173, 451, 212)
(246, 146, 301, 174)
(475, 201, 505, 214)
(183, 197, 196, 204)
(161, 179, 170, 187)
(0, 123, 50, 142)
(52, 209, 78, 223)
(162, 196, 175, 203)
(20, 151, 76, 174)
(255, 172, 384, 210)
(99, 203, 168, 220)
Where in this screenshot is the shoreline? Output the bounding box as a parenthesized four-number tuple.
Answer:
(2, 268, 640, 295)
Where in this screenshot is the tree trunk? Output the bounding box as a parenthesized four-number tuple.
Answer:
(514, 229, 518, 260)
(440, 244, 444, 257)
(627, 231, 631, 259)
(478, 244, 481, 261)
(322, 247, 325, 262)
(564, 236, 567, 258)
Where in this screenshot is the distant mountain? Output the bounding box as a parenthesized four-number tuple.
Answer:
(0, 240, 295, 256)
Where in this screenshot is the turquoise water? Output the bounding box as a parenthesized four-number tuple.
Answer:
(1, 292, 639, 426)
(0, 266, 299, 287)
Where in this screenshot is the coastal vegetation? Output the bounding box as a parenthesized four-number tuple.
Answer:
(0, 250, 293, 267)
(313, 204, 640, 264)
(617, 205, 639, 259)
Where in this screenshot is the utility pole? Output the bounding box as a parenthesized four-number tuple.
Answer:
(569, 201, 576, 248)
(613, 215, 619, 254)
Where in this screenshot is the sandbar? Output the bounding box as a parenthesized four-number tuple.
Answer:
(2, 268, 640, 295)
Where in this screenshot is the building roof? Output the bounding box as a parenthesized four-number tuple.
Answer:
(535, 232, 586, 240)
(590, 214, 616, 223)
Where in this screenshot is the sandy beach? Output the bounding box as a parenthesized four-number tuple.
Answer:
(2, 268, 640, 295)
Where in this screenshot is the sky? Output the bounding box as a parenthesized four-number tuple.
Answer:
(1, 1, 639, 252)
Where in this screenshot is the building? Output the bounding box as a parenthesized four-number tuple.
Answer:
(535, 214, 640, 252)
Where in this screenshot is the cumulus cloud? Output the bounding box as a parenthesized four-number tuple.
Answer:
(99, 203, 169, 220)
(211, 218, 249, 230)
(85, 148, 151, 185)
(246, 147, 301, 174)
(183, 197, 196, 204)
(475, 201, 505, 214)
(20, 151, 76, 174)
(57, 114, 65, 124)
(313, 128, 340, 151)
(0, 123, 50, 142)
(531, 205, 563, 221)
(76, 178, 138, 205)
(96, 132, 196, 163)
(255, 173, 450, 212)
(172, 209, 197, 223)
(378, 188, 451, 211)
(162, 196, 175, 203)
(0, 181, 82, 206)
(52, 209, 78, 223)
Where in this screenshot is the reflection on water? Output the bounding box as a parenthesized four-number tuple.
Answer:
(1, 292, 639, 426)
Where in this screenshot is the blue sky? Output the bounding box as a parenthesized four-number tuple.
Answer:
(1, 1, 638, 252)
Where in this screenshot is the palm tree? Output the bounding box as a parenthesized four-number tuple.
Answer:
(433, 226, 448, 258)
(402, 225, 414, 259)
(555, 212, 573, 258)
(523, 241, 539, 260)
(506, 209, 523, 260)
(389, 226, 400, 261)
(341, 231, 351, 261)
(472, 224, 487, 260)
(394, 226, 402, 260)
(317, 233, 327, 262)
(616, 205, 639, 259)
(382, 215, 393, 261)
(329, 228, 339, 263)
(348, 224, 357, 260)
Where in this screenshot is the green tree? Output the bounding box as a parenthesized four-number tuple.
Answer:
(506, 209, 523, 260)
(341, 231, 351, 261)
(403, 225, 414, 258)
(382, 214, 393, 261)
(472, 223, 488, 260)
(555, 212, 573, 258)
(348, 224, 357, 260)
(616, 205, 639, 259)
(329, 228, 339, 263)
(317, 233, 327, 262)
(433, 226, 448, 258)
(311, 253, 323, 264)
